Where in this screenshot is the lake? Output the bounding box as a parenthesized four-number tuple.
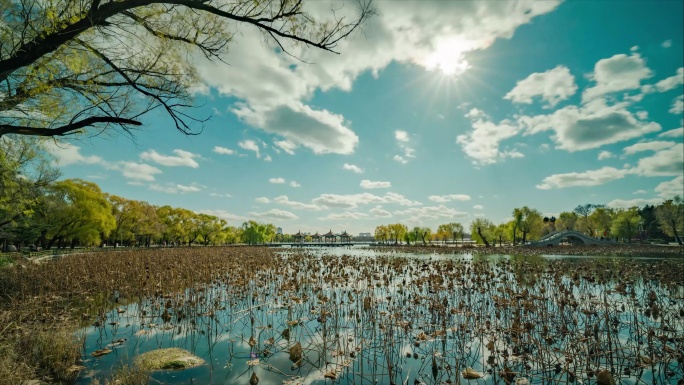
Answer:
(77, 247, 684, 385)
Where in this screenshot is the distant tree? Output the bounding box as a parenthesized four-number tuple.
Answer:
(513, 206, 543, 243)
(639, 205, 667, 240)
(0, 137, 59, 232)
(590, 207, 614, 238)
(611, 208, 642, 243)
(556, 211, 578, 231)
(387, 223, 407, 244)
(470, 218, 495, 247)
(374, 225, 389, 243)
(43, 179, 115, 248)
(436, 224, 451, 244)
(656, 196, 684, 245)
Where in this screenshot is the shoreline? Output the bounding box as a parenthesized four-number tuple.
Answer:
(364, 243, 684, 257)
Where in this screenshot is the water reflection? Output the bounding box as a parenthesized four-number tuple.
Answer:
(78, 248, 684, 385)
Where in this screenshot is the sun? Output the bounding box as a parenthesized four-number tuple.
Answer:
(424, 37, 474, 77)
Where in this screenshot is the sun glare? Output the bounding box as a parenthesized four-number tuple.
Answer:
(424, 37, 474, 77)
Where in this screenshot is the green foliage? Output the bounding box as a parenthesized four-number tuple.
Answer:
(470, 218, 495, 245)
(241, 220, 275, 245)
(655, 196, 684, 245)
(611, 207, 642, 242)
(0, 0, 374, 138)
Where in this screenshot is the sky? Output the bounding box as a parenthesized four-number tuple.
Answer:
(43, 0, 684, 235)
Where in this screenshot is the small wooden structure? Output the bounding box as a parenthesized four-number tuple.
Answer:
(338, 230, 352, 243)
(293, 230, 305, 244)
(323, 229, 337, 243)
(311, 232, 322, 243)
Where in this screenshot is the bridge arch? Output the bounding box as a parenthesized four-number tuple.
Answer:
(526, 230, 614, 247)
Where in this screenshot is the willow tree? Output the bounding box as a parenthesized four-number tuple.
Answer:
(0, 137, 59, 230)
(656, 196, 684, 245)
(0, 0, 374, 138)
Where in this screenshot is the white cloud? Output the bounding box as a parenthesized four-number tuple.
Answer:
(393, 130, 415, 164)
(149, 182, 202, 194)
(42, 141, 103, 166)
(393, 155, 408, 164)
(190, 1, 562, 161)
(269, 177, 286, 184)
(655, 67, 684, 92)
(255, 197, 271, 204)
(140, 149, 199, 168)
(209, 192, 232, 198)
(322, 211, 369, 220)
(289, 181, 301, 187)
(198, 209, 246, 222)
(428, 194, 471, 202)
(213, 146, 235, 155)
(312, 192, 421, 209)
(669, 95, 683, 114)
(658, 127, 684, 138)
(249, 209, 298, 220)
(536, 166, 628, 190)
(458, 111, 522, 164)
(360, 180, 391, 189)
(343, 163, 364, 174)
(632, 190, 647, 195)
(623, 141, 677, 155)
(273, 196, 321, 211)
(238, 140, 261, 158)
(582, 52, 652, 102)
(473, 204, 484, 210)
(111, 162, 162, 182)
(606, 198, 663, 209)
(662, 40, 672, 48)
(504, 65, 577, 107)
(636, 111, 648, 120)
(655, 176, 683, 198)
(274, 140, 297, 155)
(264, 155, 272, 162)
(597, 150, 614, 160)
(233, 102, 358, 155)
(631, 144, 684, 176)
(394, 205, 468, 221)
(519, 98, 661, 152)
(369, 205, 392, 218)
(395, 130, 409, 142)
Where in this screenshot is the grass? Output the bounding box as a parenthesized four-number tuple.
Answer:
(134, 348, 204, 370)
(90, 364, 148, 385)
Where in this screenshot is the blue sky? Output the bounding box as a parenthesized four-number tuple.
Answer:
(44, 0, 684, 235)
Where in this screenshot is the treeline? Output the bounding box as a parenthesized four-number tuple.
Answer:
(376, 201, 684, 246)
(0, 139, 276, 250)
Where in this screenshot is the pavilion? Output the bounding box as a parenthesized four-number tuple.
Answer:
(338, 230, 352, 243)
(293, 230, 305, 244)
(311, 232, 322, 243)
(323, 229, 337, 243)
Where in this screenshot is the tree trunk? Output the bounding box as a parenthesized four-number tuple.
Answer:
(512, 225, 517, 246)
(477, 227, 490, 247)
(671, 219, 683, 245)
(522, 231, 527, 244)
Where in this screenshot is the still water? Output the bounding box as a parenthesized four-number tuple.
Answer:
(77, 247, 684, 385)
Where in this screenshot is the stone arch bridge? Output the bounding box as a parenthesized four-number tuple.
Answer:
(525, 230, 615, 247)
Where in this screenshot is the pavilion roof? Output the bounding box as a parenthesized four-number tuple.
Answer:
(293, 230, 305, 237)
(339, 230, 351, 237)
(323, 229, 336, 237)
(311, 232, 321, 238)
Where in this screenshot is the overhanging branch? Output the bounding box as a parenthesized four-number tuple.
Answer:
(0, 117, 142, 138)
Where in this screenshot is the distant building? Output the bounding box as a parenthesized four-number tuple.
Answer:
(276, 227, 283, 235)
(359, 232, 371, 237)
